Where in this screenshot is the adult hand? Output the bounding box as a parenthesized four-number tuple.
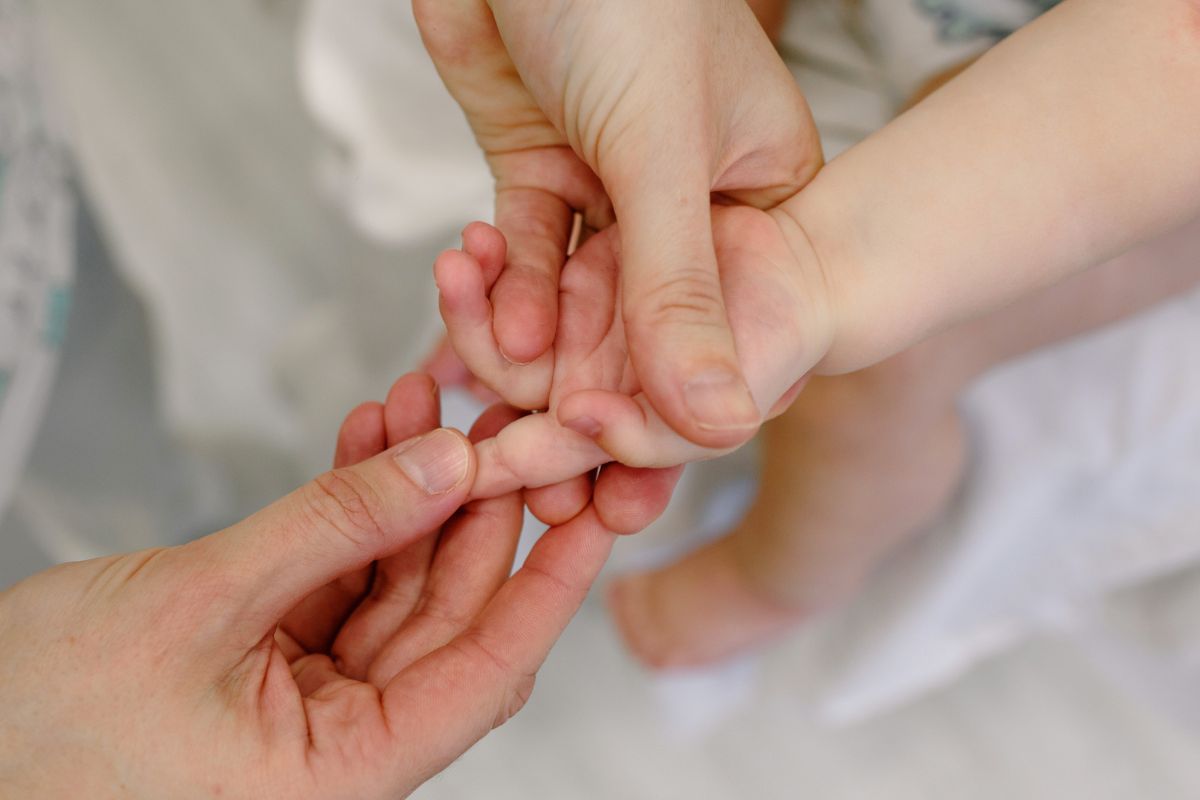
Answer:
(0, 374, 674, 799)
(413, 0, 822, 448)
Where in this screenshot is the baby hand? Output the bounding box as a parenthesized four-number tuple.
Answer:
(437, 206, 835, 499)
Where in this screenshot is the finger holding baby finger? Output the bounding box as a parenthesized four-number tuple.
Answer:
(471, 413, 609, 500)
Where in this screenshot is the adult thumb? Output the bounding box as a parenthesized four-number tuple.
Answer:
(607, 159, 761, 451)
(195, 429, 475, 643)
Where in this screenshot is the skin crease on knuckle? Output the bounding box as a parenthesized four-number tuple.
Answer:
(448, 629, 517, 689)
(306, 468, 391, 553)
(632, 266, 730, 334)
(453, 629, 538, 730)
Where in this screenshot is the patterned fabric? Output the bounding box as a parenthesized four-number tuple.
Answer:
(915, 0, 1061, 41)
(856, 0, 1057, 99)
(0, 0, 73, 521)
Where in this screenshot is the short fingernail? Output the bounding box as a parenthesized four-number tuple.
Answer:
(395, 429, 470, 494)
(563, 415, 603, 439)
(683, 370, 760, 432)
(497, 343, 533, 367)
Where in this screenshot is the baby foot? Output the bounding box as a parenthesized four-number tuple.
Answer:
(610, 359, 968, 668)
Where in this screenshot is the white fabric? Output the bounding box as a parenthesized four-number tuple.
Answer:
(298, 0, 492, 244)
(39, 0, 462, 465)
(33, 0, 456, 554)
(860, 0, 1051, 97)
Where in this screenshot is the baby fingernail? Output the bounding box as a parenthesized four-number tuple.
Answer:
(683, 370, 760, 432)
(563, 415, 603, 439)
(395, 429, 470, 494)
(497, 343, 534, 367)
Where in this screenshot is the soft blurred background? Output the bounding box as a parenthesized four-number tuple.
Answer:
(6, 0, 1200, 797)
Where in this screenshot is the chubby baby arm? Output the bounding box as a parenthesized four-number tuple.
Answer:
(787, 0, 1200, 376)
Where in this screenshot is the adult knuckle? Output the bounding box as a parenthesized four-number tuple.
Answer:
(457, 627, 517, 679)
(451, 628, 538, 728)
(306, 468, 389, 549)
(520, 560, 575, 596)
(632, 267, 726, 330)
(415, 594, 473, 631)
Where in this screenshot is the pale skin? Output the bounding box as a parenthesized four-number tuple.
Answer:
(431, 0, 1200, 665)
(0, 375, 679, 797)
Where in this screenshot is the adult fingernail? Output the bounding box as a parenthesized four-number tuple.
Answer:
(395, 429, 470, 494)
(563, 415, 603, 439)
(683, 370, 760, 432)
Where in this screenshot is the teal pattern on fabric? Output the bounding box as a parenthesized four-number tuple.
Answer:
(0, 369, 8, 406)
(42, 285, 71, 347)
(916, 0, 1062, 41)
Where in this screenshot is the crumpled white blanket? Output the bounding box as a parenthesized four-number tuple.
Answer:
(35, 0, 457, 544)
